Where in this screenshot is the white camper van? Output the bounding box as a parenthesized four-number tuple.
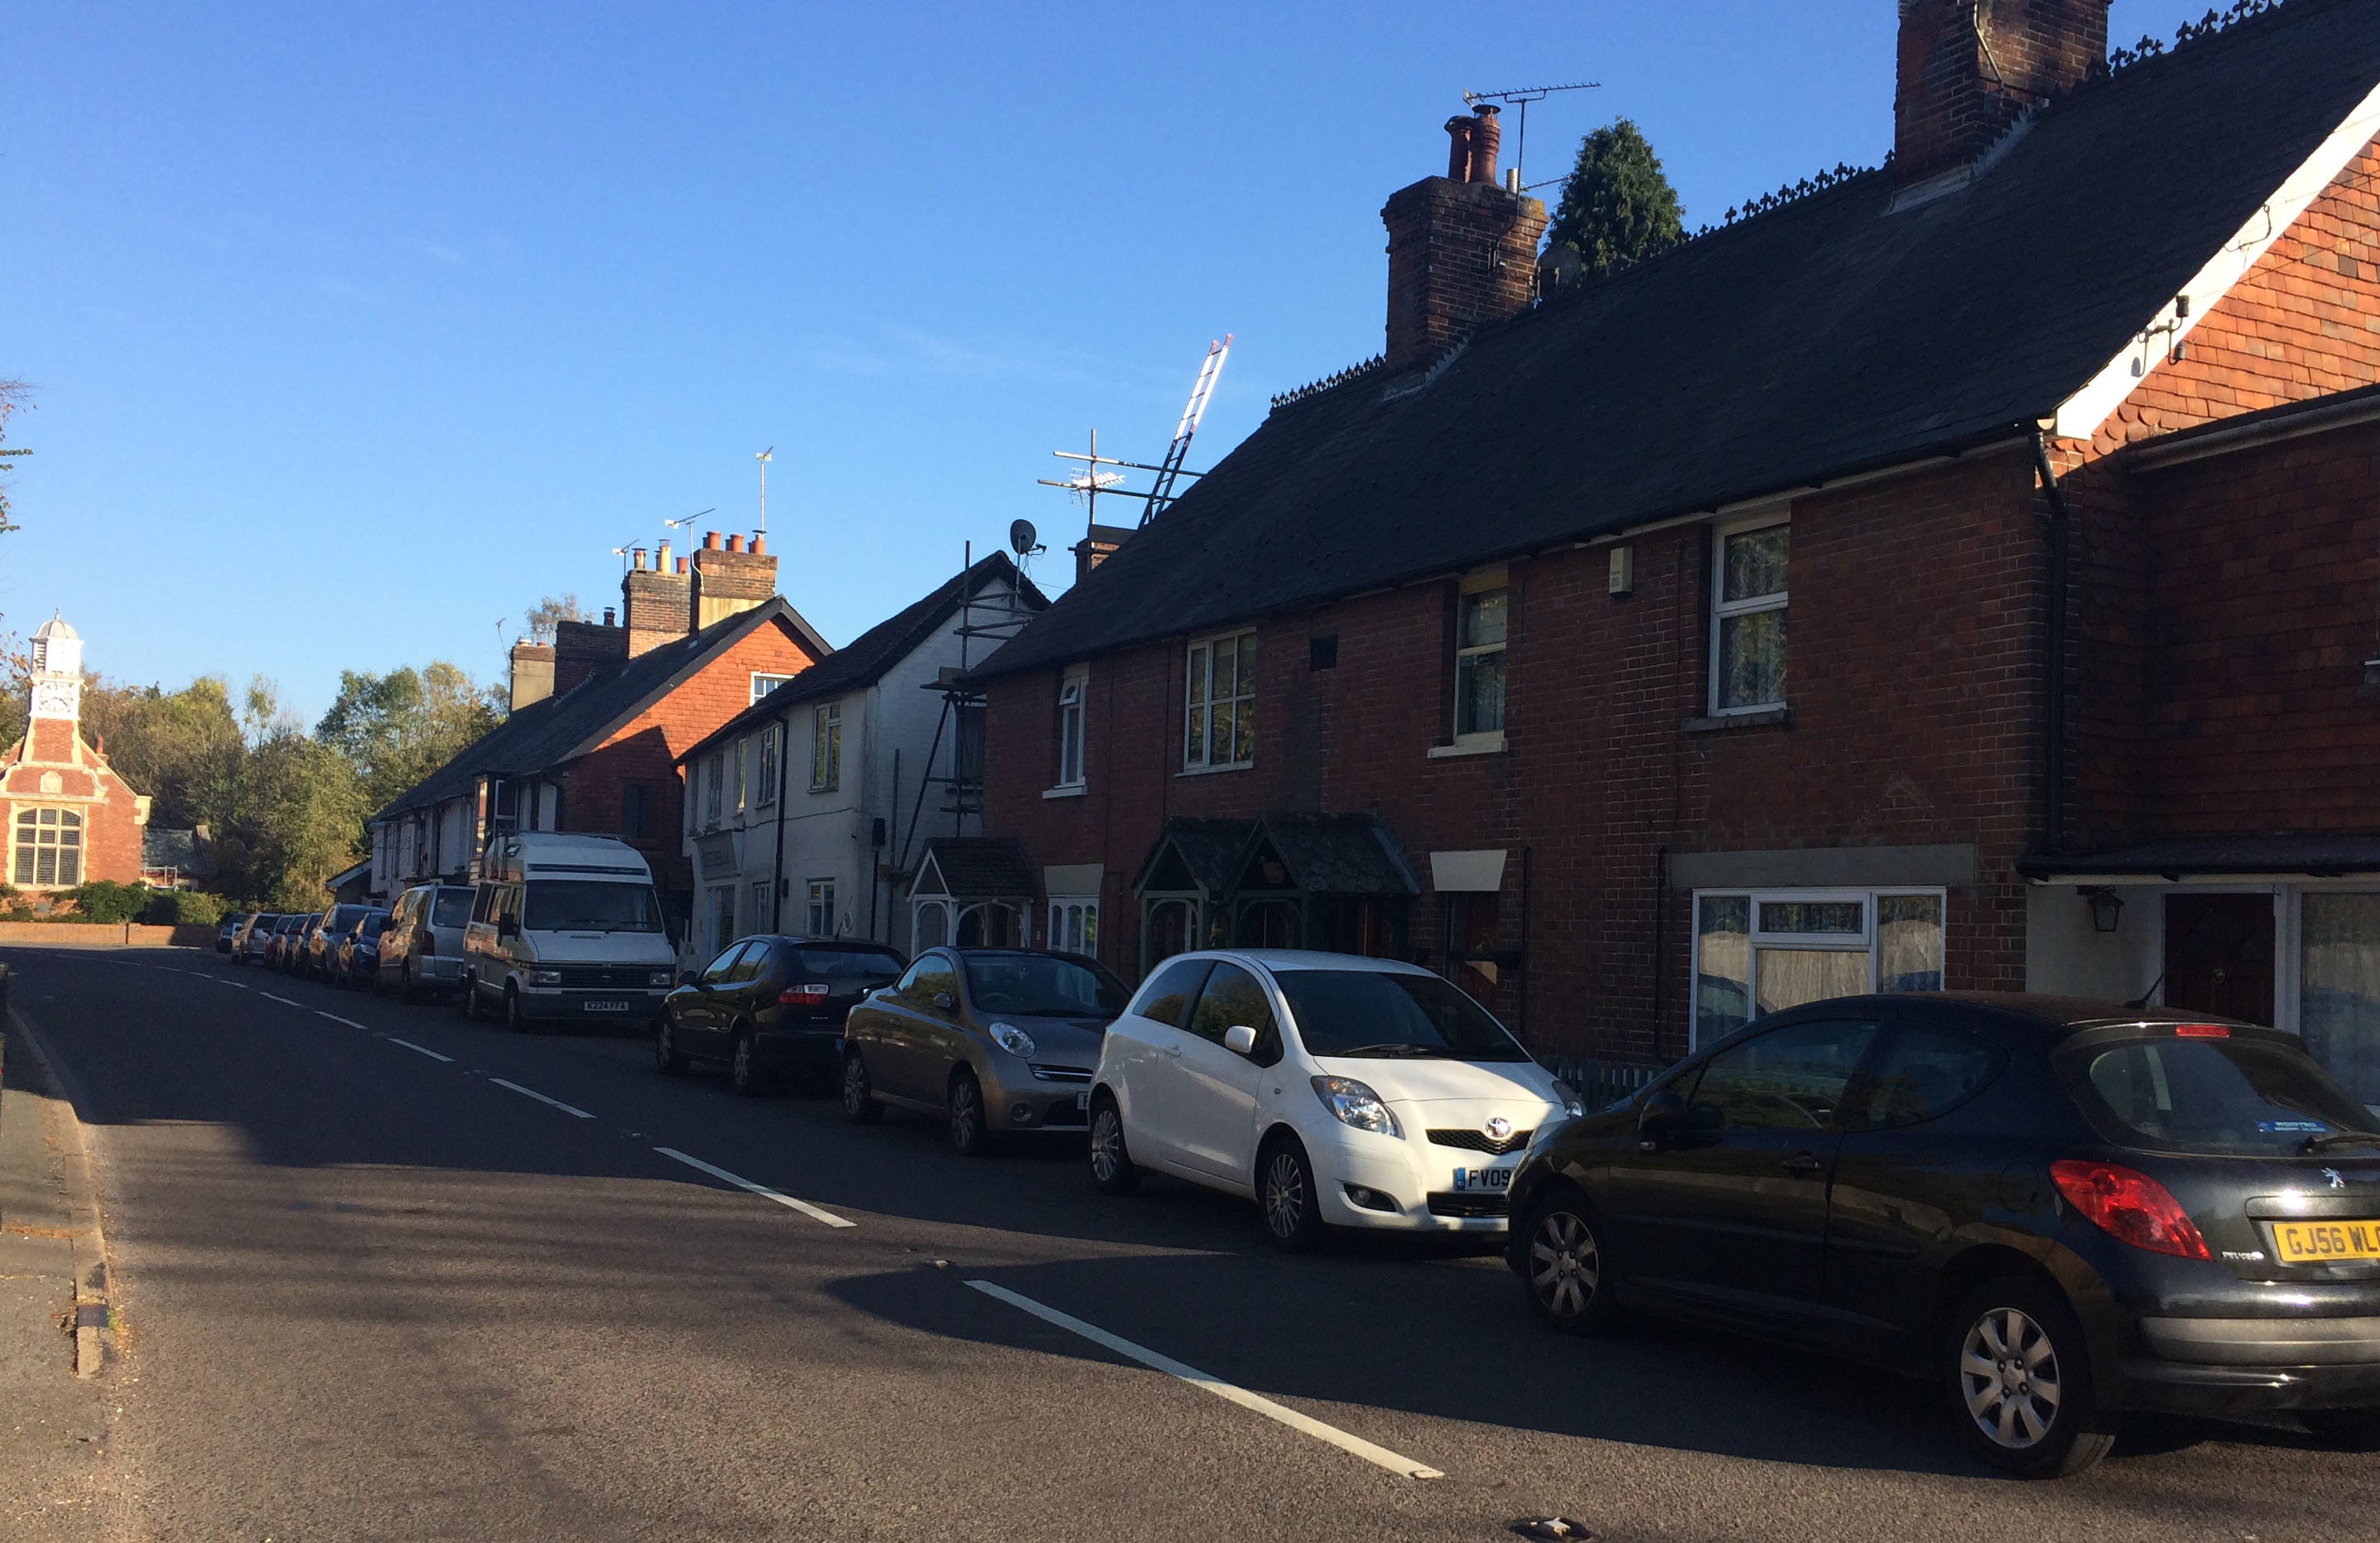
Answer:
(460, 832, 677, 1032)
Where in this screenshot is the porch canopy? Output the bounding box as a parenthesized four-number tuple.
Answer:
(1133, 812, 1421, 962)
(911, 837, 1037, 948)
(2021, 836, 2380, 885)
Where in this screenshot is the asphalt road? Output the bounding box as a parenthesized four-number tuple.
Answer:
(5, 943, 2375, 1542)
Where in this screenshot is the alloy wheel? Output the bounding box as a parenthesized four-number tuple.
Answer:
(1262, 1149, 1308, 1239)
(1090, 1108, 1125, 1183)
(1529, 1210, 1602, 1321)
(949, 1073, 985, 1154)
(1959, 1306, 2065, 1450)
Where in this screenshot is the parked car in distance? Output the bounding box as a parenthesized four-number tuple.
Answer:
(230, 914, 277, 964)
(263, 914, 311, 971)
(306, 904, 378, 980)
(377, 883, 475, 1001)
(460, 833, 677, 1033)
(216, 912, 251, 954)
(1505, 993, 2380, 1478)
(657, 934, 906, 1094)
(841, 947, 1128, 1154)
(335, 909, 393, 991)
(1088, 950, 1580, 1250)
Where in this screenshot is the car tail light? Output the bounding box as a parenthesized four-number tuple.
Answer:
(2174, 1023, 2229, 1039)
(421, 932, 435, 956)
(2050, 1159, 2211, 1260)
(778, 983, 832, 1006)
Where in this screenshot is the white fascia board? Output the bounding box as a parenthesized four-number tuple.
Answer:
(2055, 80, 2380, 441)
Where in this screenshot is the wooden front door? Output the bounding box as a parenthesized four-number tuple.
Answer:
(2164, 894, 2276, 1025)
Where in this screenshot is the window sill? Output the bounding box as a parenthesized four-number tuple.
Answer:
(1176, 761, 1254, 779)
(808, 784, 840, 796)
(1042, 784, 1088, 800)
(1684, 707, 1791, 733)
(1427, 733, 1507, 759)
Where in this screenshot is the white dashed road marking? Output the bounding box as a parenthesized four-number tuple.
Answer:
(652, 1146, 855, 1229)
(384, 1037, 455, 1063)
(964, 1280, 1445, 1481)
(260, 992, 301, 1007)
(489, 1078, 593, 1118)
(316, 1011, 368, 1030)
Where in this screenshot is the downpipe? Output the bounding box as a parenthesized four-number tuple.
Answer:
(2032, 429, 2070, 858)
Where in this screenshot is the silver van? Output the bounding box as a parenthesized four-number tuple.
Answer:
(378, 883, 475, 999)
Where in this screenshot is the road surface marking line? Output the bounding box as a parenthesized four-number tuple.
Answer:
(385, 1037, 455, 1063)
(316, 1011, 368, 1030)
(651, 1146, 855, 1228)
(963, 1280, 1444, 1481)
(219, 981, 248, 990)
(489, 1078, 594, 1118)
(259, 992, 301, 1006)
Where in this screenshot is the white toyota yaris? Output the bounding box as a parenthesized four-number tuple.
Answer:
(1086, 949, 1585, 1249)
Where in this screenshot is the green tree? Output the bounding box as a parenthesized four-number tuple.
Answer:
(315, 661, 502, 817)
(79, 675, 245, 831)
(1546, 118, 1686, 279)
(524, 593, 585, 641)
(205, 678, 369, 906)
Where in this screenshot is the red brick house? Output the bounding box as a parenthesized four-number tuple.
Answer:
(369, 531, 830, 929)
(964, 0, 2380, 1095)
(3, 614, 151, 892)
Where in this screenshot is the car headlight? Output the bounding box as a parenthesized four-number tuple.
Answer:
(1549, 1077, 1586, 1118)
(1309, 1076, 1404, 1139)
(529, 969, 561, 986)
(990, 1021, 1036, 1058)
(648, 971, 672, 986)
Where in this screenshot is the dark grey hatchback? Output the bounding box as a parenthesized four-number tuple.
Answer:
(1506, 993, 2380, 1477)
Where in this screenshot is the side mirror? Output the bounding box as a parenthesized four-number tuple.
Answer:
(1637, 1087, 1688, 1152)
(678, 970, 700, 987)
(1223, 1024, 1259, 1056)
(932, 992, 956, 1014)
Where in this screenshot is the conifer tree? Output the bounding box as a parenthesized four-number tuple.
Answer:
(1547, 118, 1685, 277)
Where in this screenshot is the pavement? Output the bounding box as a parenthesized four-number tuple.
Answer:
(1, 942, 2374, 1541)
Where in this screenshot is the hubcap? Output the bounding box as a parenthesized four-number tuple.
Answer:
(844, 1059, 866, 1108)
(952, 1082, 979, 1144)
(735, 1039, 752, 1083)
(1090, 1111, 1122, 1179)
(1263, 1151, 1306, 1237)
(1959, 1306, 2064, 1449)
(1528, 1211, 1601, 1319)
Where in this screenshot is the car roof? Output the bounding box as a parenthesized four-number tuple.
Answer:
(1761, 991, 2276, 1044)
(1164, 948, 1432, 976)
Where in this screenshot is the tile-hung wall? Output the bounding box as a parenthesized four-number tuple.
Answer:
(2028, 882, 2380, 1109)
(1692, 889, 1946, 1049)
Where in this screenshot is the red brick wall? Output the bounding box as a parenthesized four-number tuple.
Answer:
(986, 448, 2047, 1063)
(557, 618, 824, 901)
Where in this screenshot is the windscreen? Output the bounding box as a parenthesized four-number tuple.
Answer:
(962, 953, 1129, 1018)
(1273, 969, 1530, 1062)
(359, 914, 390, 937)
(795, 947, 903, 981)
(430, 891, 472, 928)
(2057, 1032, 2380, 1156)
(523, 880, 664, 933)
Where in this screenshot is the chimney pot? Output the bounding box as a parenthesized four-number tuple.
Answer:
(750, 532, 766, 555)
(1443, 116, 1476, 181)
(725, 533, 744, 553)
(703, 530, 721, 551)
(677, 557, 688, 574)
(603, 607, 616, 626)
(657, 538, 673, 571)
(1465, 104, 1501, 186)
(633, 546, 648, 570)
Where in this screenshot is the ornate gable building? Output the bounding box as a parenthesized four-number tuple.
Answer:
(3, 614, 150, 890)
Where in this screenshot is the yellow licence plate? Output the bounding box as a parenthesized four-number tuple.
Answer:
(2273, 1219, 2380, 1263)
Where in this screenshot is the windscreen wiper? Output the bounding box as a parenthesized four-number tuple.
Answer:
(2301, 1131, 2380, 1155)
(1330, 1043, 1448, 1058)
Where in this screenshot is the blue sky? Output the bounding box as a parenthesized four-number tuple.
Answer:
(4, 1, 2219, 719)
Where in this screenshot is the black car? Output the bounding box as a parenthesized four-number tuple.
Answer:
(306, 904, 378, 979)
(1506, 993, 2380, 1478)
(655, 935, 907, 1094)
(334, 909, 393, 990)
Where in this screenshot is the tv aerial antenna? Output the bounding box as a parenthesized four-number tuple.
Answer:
(1461, 80, 1598, 189)
(1038, 335, 1231, 533)
(755, 448, 773, 534)
(609, 508, 715, 570)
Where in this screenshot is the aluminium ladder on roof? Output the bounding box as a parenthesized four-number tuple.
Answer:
(1140, 335, 1231, 527)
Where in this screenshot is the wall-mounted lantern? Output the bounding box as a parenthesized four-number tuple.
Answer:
(2083, 887, 2125, 934)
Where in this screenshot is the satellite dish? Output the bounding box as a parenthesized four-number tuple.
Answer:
(1009, 518, 1038, 556)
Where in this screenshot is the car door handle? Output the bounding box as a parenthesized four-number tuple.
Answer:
(1163, 1044, 1183, 1058)
(1780, 1152, 1824, 1176)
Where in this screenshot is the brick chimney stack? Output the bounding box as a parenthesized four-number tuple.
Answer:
(508, 639, 556, 711)
(1381, 106, 1548, 378)
(689, 531, 778, 631)
(1895, 0, 2108, 189)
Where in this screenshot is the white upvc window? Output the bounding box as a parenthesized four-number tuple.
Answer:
(812, 703, 842, 792)
(807, 878, 836, 936)
(750, 673, 792, 705)
(1183, 629, 1256, 770)
(1691, 888, 1944, 1048)
(731, 737, 748, 813)
(751, 879, 774, 933)
(1057, 667, 1088, 788)
(1711, 516, 1789, 714)
(1454, 573, 1508, 742)
(702, 755, 724, 828)
(756, 726, 779, 807)
(1048, 896, 1099, 956)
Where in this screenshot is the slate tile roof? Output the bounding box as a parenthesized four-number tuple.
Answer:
(376, 598, 826, 819)
(918, 837, 1040, 901)
(975, 0, 2380, 682)
(1250, 813, 1423, 898)
(680, 553, 1045, 766)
